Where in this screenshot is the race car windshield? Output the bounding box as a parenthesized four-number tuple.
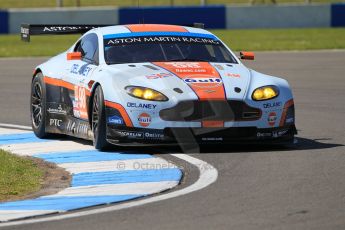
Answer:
(103, 34, 238, 65)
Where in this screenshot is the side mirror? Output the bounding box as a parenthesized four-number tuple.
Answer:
(67, 52, 82, 61)
(240, 51, 255, 60)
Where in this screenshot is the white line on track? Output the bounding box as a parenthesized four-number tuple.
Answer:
(0, 124, 218, 227)
(0, 141, 95, 156)
(59, 158, 177, 174)
(0, 123, 32, 131)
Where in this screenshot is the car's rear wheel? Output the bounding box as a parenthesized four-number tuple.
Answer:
(31, 73, 48, 138)
(92, 85, 109, 150)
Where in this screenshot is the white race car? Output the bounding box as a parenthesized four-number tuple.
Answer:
(22, 23, 297, 149)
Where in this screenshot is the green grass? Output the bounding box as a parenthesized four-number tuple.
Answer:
(0, 28, 344, 57)
(213, 28, 345, 51)
(0, 150, 44, 201)
(0, 0, 343, 8)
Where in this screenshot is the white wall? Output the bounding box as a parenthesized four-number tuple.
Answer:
(226, 4, 331, 29)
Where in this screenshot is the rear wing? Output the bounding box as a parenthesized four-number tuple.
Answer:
(20, 24, 110, 42)
(20, 23, 205, 42)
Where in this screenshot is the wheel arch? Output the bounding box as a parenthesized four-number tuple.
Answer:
(32, 68, 43, 81)
(88, 82, 101, 127)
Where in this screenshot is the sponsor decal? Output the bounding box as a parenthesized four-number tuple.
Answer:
(183, 76, 223, 88)
(165, 62, 201, 69)
(268, 112, 277, 126)
(257, 129, 289, 138)
(175, 68, 206, 73)
(138, 113, 151, 127)
(285, 117, 294, 123)
(117, 130, 163, 140)
(203, 89, 216, 93)
(263, 101, 282, 109)
(257, 132, 272, 138)
(145, 73, 173, 79)
(272, 129, 289, 138)
(67, 120, 90, 136)
(108, 115, 124, 125)
(49, 119, 62, 127)
(145, 132, 164, 139)
(127, 102, 157, 110)
(202, 137, 223, 141)
(70, 64, 92, 77)
(42, 26, 98, 32)
(47, 104, 67, 115)
(118, 131, 144, 139)
(105, 36, 220, 46)
(226, 73, 241, 78)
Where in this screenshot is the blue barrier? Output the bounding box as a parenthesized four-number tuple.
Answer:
(0, 10, 9, 34)
(119, 6, 226, 29)
(331, 3, 345, 27)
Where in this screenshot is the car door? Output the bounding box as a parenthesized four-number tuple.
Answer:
(64, 33, 99, 121)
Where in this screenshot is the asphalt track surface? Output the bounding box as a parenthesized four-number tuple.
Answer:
(1, 51, 345, 230)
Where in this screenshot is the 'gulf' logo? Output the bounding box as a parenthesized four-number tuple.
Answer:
(183, 76, 223, 88)
(138, 113, 151, 127)
(268, 112, 277, 126)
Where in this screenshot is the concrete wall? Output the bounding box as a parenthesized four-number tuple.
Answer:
(226, 4, 331, 29)
(8, 7, 119, 34)
(0, 4, 344, 34)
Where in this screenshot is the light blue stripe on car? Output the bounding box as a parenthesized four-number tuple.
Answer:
(0, 195, 141, 211)
(72, 168, 182, 187)
(103, 31, 217, 40)
(0, 133, 50, 145)
(34, 150, 153, 164)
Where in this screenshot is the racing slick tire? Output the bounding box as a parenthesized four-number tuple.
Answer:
(92, 85, 109, 150)
(31, 72, 49, 138)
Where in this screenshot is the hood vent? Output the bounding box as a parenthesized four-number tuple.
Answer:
(143, 65, 160, 70)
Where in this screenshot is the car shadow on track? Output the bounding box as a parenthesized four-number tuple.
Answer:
(152, 137, 344, 154)
(45, 135, 343, 155)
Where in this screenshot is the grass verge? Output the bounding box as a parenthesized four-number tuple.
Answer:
(0, 149, 44, 202)
(0, 28, 344, 57)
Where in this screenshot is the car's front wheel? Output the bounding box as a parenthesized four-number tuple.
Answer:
(92, 85, 109, 150)
(31, 73, 48, 138)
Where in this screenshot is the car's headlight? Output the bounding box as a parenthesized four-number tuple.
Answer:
(125, 86, 168, 101)
(252, 86, 279, 101)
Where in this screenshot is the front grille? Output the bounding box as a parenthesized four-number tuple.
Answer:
(159, 100, 261, 121)
(164, 127, 258, 140)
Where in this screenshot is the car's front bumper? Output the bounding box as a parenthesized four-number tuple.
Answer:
(106, 124, 297, 146)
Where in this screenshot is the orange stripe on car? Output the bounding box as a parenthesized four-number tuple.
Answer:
(279, 99, 294, 127)
(126, 24, 188, 32)
(153, 62, 226, 101)
(44, 76, 75, 90)
(44, 76, 91, 96)
(202, 121, 224, 128)
(105, 101, 133, 127)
